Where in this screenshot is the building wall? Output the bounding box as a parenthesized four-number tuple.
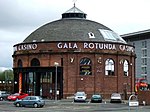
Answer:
(13, 42, 135, 99)
(125, 37, 150, 83)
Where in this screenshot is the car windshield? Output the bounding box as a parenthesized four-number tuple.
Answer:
(112, 93, 120, 97)
(92, 95, 101, 98)
(76, 92, 85, 96)
(13, 93, 19, 96)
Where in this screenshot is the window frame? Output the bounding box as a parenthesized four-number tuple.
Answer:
(105, 58, 115, 76)
(79, 57, 92, 76)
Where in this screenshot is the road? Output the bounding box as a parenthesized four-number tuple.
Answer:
(0, 99, 150, 112)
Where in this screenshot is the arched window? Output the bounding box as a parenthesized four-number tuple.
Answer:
(31, 58, 40, 66)
(17, 59, 23, 67)
(123, 60, 129, 76)
(80, 57, 92, 75)
(105, 59, 115, 75)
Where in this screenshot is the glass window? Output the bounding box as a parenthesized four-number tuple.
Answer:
(30, 97, 36, 100)
(80, 58, 92, 75)
(17, 59, 23, 67)
(142, 41, 147, 48)
(142, 67, 147, 74)
(142, 58, 147, 65)
(123, 60, 129, 76)
(99, 29, 126, 43)
(142, 49, 147, 57)
(105, 59, 115, 76)
(31, 58, 40, 66)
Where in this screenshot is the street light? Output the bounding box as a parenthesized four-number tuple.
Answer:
(54, 62, 59, 102)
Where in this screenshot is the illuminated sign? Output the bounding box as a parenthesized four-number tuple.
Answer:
(19, 73, 22, 93)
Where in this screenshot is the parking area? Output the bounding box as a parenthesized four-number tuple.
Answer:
(0, 99, 150, 112)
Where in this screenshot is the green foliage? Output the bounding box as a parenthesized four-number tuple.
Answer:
(0, 69, 14, 81)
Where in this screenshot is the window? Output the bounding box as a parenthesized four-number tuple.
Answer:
(105, 59, 114, 76)
(99, 29, 126, 43)
(17, 59, 23, 67)
(142, 49, 147, 57)
(88, 32, 95, 38)
(141, 67, 147, 75)
(142, 58, 147, 65)
(80, 58, 92, 75)
(31, 58, 40, 66)
(123, 60, 129, 76)
(142, 41, 147, 48)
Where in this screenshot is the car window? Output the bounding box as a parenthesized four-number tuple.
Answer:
(23, 96, 30, 100)
(76, 93, 85, 96)
(30, 97, 36, 100)
(14, 93, 19, 96)
(112, 93, 121, 97)
(92, 95, 101, 98)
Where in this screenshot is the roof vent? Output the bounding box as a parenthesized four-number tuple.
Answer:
(32, 40, 37, 42)
(62, 5, 86, 19)
(88, 32, 95, 38)
(41, 39, 45, 42)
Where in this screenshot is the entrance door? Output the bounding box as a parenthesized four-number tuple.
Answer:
(40, 72, 53, 99)
(14, 67, 63, 99)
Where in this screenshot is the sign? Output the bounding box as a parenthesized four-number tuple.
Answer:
(19, 73, 22, 93)
(14, 42, 134, 53)
(129, 101, 139, 107)
(14, 43, 38, 51)
(128, 94, 139, 107)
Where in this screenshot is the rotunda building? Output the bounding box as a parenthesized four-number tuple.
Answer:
(13, 5, 136, 99)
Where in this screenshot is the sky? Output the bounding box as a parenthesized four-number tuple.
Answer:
(0, 0, 150, 68)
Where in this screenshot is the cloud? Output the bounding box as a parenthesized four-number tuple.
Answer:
(1, 0, 150, 68)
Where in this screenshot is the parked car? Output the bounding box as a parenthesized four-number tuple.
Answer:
(0, 91, 10, 101)
(7, 93, 28, 101)
(14, 96, 45, 108)
(110, 93, 122, 103)
(91, 94, 102, 103)
(74, 91, 87, 102)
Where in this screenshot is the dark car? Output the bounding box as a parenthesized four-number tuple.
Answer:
(14, 96, 45, 108)
(91, 94, 102, 103)
(0, 91, 10, 101)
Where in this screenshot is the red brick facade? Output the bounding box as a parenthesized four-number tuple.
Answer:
(13, 41, 135, 99)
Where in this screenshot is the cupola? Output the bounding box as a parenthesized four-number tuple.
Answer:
(62, 4, 87, 19)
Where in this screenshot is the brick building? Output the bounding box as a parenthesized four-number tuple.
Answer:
(12, 5, 136, 99)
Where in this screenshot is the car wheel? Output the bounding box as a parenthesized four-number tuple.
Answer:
(0, 97, 3, 101)
(33, 103, 38, 108)
(16, 102, 21, 107)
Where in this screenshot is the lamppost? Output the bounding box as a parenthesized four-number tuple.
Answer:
(54, 62, 59, 102)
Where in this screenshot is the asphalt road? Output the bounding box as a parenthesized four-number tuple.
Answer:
(0, 99, 150, 112)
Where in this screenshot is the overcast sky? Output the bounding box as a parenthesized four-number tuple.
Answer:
(0, 0, 150, 68)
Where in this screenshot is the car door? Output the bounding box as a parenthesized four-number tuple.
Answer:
(22, 96, 31, 106)
(30, 96, 36, 105)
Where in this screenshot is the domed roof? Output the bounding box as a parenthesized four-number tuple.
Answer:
(23, 6, 126, 44)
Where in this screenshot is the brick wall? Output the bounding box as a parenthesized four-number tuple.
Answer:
(138, 90, 150, 105)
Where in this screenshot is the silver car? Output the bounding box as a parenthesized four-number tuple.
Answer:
(110, 93, 122, 103)
(74, 91, 87, 102)
(14, 96, 45, 108)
